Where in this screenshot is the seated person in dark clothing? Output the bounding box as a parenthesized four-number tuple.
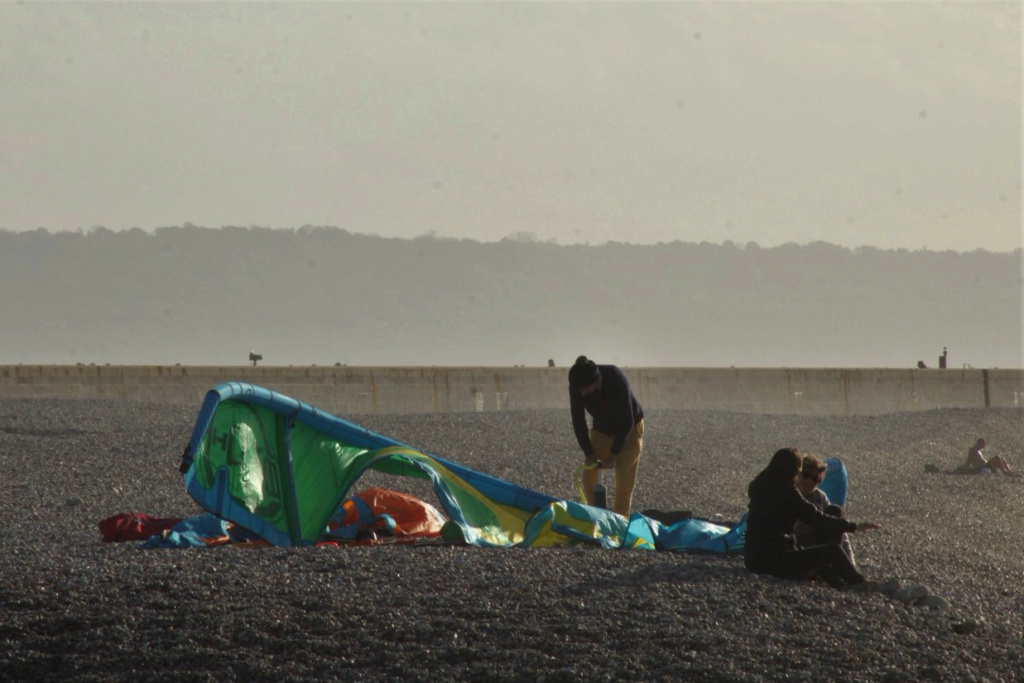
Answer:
(744, 447, 880, 590)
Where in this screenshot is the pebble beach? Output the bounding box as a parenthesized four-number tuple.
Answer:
(1, 397, 1023, 682)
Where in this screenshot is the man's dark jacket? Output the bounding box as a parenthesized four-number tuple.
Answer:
(569, 364, 643, 456)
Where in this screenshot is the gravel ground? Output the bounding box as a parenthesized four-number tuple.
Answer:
(1, 398, 1023, 682)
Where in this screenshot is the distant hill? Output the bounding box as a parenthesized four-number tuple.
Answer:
(1, 226, 1020, 368)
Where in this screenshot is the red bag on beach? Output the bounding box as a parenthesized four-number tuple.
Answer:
(98, 512, 184, 542)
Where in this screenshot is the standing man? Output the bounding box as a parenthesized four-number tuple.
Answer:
(568, 355, 645, 516)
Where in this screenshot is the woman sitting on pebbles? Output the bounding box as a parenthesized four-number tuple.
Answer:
(793, 454, 856, 567)
(744, 447, 881, 591)
(959, 438, 1019, 477)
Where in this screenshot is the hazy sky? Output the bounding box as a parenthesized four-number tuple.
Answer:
(2, 1, 1020, 252)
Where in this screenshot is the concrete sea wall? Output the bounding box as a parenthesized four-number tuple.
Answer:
(1, 365, 1021, 416)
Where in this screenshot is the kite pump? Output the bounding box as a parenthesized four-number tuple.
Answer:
(592, 473, 607, 510)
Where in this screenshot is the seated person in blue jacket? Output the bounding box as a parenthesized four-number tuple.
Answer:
(793, 454, 856, 567)
(745, 447, 880, 590)
(568, 355, 644, 517)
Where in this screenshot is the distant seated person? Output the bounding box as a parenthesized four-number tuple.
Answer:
(793, 455, 856, 567)
(960, 438, 1018, 476)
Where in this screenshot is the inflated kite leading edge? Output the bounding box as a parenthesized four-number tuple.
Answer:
(179, 382, 756, 552)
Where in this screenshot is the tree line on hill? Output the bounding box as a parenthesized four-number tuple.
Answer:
(1, 226, 1020, 369)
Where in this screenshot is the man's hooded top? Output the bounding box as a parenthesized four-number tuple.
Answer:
(568, 356, 643, 456)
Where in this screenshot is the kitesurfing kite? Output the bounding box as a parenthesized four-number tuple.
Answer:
(103, 382, 847, 552)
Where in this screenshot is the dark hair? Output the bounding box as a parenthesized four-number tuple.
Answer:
(768, 447, 802, 480)
(568, 355, 601, 389)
